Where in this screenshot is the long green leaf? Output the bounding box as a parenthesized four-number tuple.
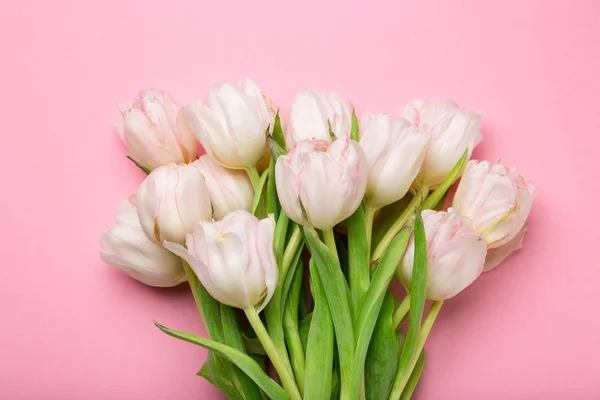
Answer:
(198, 352, 244, 400)
(266, 155, 279, 218)
(283, 258, 306, 391)
(303, 225, 356, 400)
(352, 221, 414, 394)
(272, 111, 286, 148)
(347, 205, 369, 318)
(298, 312, 312, 352)
(155, 323, 289, 400)
(399, 351, 425, 400)
(280, 243, 304, 319)
(252, 170, 270, 217)
(221, 305, 264, 400)
(304, 259, 334, 400)
(364, 291, 400, 400)
(422, 149, 467, 210)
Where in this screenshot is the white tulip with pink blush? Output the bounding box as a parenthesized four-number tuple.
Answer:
(398, 208, 487, 301)
(401, 99, 483, 188)
(116, 89, 198, 170)
(286, 89, 352, 149)
(181, 78, 274, 169)
(275, 137, 368, 230)
(164, 210, 278, 312)
(100, 199, 185, 287)
(136, 163, 212, 245)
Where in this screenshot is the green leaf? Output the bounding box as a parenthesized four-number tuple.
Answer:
(243, 334, 266, 356)
(252, 170, 270, 217)
(396, 210, 428, 385)
(283, 257, 306, 391)
(351, 220, 414, 395)
(298, 312, 313, 352)
(364, 291, 400, 400)
(303, 259, 334, 400)
(268, 136, 288, 160)
(126, 156, 151, 175)
(266, 155, 279, 218)
(280, 242, 303, 319)
(220, 305, 264, 400)
(347, 205, 369, 317)
(155, 323, 289, 400)
(302, 224, 356, 400)
(272, 111, 286, 149)
(334, 232, 350, 282)
(351, 108, 359, 142)
(274, 212, 290, 266)
(422, 149, 468, 210)
(198, 352, 244, 400)
(399, 351, 425, 400)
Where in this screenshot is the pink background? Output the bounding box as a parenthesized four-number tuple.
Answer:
(1, 0, 599, 399)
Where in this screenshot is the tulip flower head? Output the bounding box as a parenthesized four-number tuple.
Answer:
(275, 137, 368, 230)
(401, 100, 482, 188)
(136, 163, 212, 245)
(286, 90, 352, 150)
(192, 155, 254, 220)
(452, 160, 535, 249)
(164, 210, 278, 312)
(181, 78, 274, 169)
(359, 113, 430, 208)
(398, 209, 487, 300)
(100, 199, 186, 287)
(116, 89, 198, 170)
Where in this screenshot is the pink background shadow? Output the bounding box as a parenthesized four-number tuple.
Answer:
(1, 0, 599, 399)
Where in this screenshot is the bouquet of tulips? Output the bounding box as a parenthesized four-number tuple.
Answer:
(100, 79, 535, 400)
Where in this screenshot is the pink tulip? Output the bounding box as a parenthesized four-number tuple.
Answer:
(286, 90, 352, 150)
(359, 113, 430, 208)
(100, 199, 185, 287)
(484, 224, 528, 271)
(398, 209, 487, 300)
(164, 210, 278, 312)
(275, 137, 367, 230)
(116, 89, 197, 170)
(136, 163, 212, 245)
(452, 160, 535, 248)
(401, 100, 482, 188)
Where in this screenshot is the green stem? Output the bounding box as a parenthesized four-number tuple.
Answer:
(372, 186, 429, 262)
(323, 228, 338, 255)
(392, 294, 411, 330)
(365, 203, 377, 258)
(182, 261, 205, 323)
(244, 307, 302, 400)
(388, 301, 443, 400)
(282, 225, 302, 279)
(246, 166, 261, 191)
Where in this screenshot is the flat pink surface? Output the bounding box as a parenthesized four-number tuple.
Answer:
(1, 0, 599, 399)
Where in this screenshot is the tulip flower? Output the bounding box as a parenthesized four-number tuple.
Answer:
(100, 199, 185, 287)
(359, 113, 430, 208)
(116, 89, 198, 170)
(136, 163, 212, 245)
(192, 155, 254, 220)
(452, 160, 535, 248)
(164, 210, 278, 312)
(401, 100, 483, 188)
(286, 90, 352, 149)
(484, 224, 528, 271)
(181, 78, 274, 169)
(275, 137, 368, 230)
(398, 209, 487, 300)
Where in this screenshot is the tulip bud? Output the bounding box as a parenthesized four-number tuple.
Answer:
(484, 224, 528, 272)
(164, 210, 278, 312)
(136, 163, 212, 245)
(117, 89, 198, 170)
(286, 90, 352, 149)
(359, 113, 430, 208)
(275, 137, 367, 230)
(401, 100, 482, 188)
(100, 199, 185, 287)
(192, 155, 254, 220)
(181, 78, 274, 169)
(398, 209, 487, 300)
(452, 160, 535, 248)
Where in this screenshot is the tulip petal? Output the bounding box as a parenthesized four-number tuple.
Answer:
(484, 224, 527, 271)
